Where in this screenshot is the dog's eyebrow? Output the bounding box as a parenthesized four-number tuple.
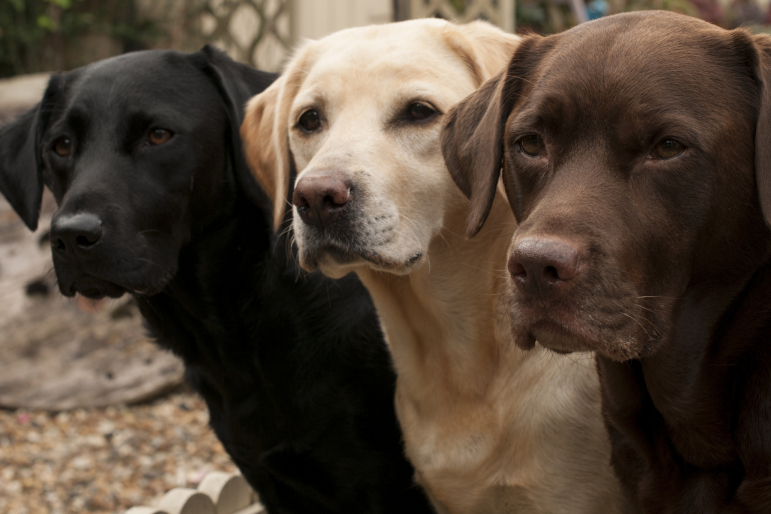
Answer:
(382, 86, 444, 129)
(117, 109, 191, 153)
(123, 109, 190, 132)
(45, 108, 90, 145)
(505, 109, 554, 140)
(507, 104, 705, 151)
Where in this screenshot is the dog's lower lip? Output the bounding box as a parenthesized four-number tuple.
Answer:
(404, 253, 422, 266)
(79, 288, 107, 299)
(511, 306, 596, 352)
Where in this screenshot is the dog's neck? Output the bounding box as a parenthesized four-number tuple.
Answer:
(135, 189, 274, 375)
(356, 190, 519, 405)
(627, 244, 771, 466)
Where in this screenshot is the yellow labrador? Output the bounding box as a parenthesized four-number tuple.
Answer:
(242, 19, 624, 514)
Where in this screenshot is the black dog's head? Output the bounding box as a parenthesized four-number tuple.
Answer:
(0, 47, 275, 298)
(442, 11, 771, 361)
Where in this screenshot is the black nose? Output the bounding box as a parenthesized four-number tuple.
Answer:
(293, 173, 351, 229)
(508, 237, 580, 297)
(50, 212, 103, 258)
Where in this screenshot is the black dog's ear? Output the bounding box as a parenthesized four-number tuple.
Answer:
(441, 35, 552, 237)
(753, 33, 771, 228)
(190, 46, 278, 211)
(0, 80, 55, 231)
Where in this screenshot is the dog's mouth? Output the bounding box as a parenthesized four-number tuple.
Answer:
(517, 319, 599, 354)
(301, 240, 423, 275)
(507, 291, 649, 361)
(62, 275, 127, 299)
(55, 265, 175, 300)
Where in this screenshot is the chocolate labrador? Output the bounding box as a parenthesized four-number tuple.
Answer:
(0, 47, 431, 513)
(442, 10, 771, 513)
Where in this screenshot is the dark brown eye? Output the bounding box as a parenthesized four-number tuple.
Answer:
(149, 128, 172, 145)
(298, 110, 321, 132)
(406, 102, 436, 122)
(651, 139, 684, 160)
(519, 135, 545, 157)
(53, 137, 72, 157)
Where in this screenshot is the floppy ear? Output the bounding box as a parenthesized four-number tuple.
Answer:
(0, 80, 55, 231)
(753, 34, 771, 228)
(441, 73, 508, 237)
(190, 45, 278, 211)
(449, 20, 521, 87)
(242, 44, 311, 232)
(438, 21, 520, 238)
(441, 35, 551, 237)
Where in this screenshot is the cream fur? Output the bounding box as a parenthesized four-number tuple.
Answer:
(242, 19, 624, 514)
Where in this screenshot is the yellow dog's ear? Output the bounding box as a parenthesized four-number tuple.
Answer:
(241, 44, 312, 231)
(449, 20, 521, 87)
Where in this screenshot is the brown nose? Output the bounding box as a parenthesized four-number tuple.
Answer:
(293, 173, 351, 229)
(508, 237, 580, 297)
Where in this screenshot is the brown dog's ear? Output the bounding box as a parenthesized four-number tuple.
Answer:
(441, 72, 507, 237)
(442, 35, 553, 237)
(753, 33, 771, 228)
(438, 21, 520, 238)
(241, 45, 311, 231)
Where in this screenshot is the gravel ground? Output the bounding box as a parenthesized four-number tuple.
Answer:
(0, 387, 237, 514)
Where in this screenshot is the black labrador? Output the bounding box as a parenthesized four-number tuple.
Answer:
(0, 47, 431, 514)
(442, 11, 771, 513)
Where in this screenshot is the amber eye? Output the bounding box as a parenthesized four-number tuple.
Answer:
(651, 139, 684, 160)
(298, 110, 321, 132)
(149, 128, 172, 145)
(53, 137, 72, 157)
(519, 135, 545, 157)
(406, 102, 436, 122)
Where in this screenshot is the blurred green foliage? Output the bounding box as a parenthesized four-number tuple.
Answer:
(0, 0, 157, 77)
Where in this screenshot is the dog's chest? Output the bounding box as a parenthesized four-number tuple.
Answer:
(394, 354, 562, 514)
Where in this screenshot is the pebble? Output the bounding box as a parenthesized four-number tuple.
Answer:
(0, 388, 237, 513)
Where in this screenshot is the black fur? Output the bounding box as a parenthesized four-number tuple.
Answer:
(0, 47, 431, 513)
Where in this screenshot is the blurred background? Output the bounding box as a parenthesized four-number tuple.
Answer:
(2, 0, 770, 81)
(0, 0, 767, 513)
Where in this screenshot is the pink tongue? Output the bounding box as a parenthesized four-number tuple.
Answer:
(76, 294, 108, 313)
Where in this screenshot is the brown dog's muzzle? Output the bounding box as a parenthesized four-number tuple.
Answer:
(293, 171, 353, 229)
(508, 237, 581, 299)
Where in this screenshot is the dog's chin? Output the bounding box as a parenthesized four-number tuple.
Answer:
(60, 276, 127, 299)
(300, 243, 424, 278)
(56, 266, 175, 299)
(511, 313, 647, 361)
(514, 321, 596, 354)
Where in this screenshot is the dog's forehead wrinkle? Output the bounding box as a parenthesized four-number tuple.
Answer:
(532, 23, 752, 136)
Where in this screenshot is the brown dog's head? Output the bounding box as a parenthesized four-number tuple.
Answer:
(242, 19, 519, 278)
(442, 11, 771, 360)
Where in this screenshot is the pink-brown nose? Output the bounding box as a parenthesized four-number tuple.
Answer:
(508, 237, 580, 297)
(293, 173, 352, 228)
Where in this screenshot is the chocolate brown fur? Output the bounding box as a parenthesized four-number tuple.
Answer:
(442, 11, 771, 512)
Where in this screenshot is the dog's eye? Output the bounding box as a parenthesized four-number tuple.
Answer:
(299, 110, 321, 132)
(52, 137, 72, 157)
(406, 102, 436, 122)
(651, 139, 684, 160)
(519, 135, 545, 157)
(149, 128, 173, 145)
